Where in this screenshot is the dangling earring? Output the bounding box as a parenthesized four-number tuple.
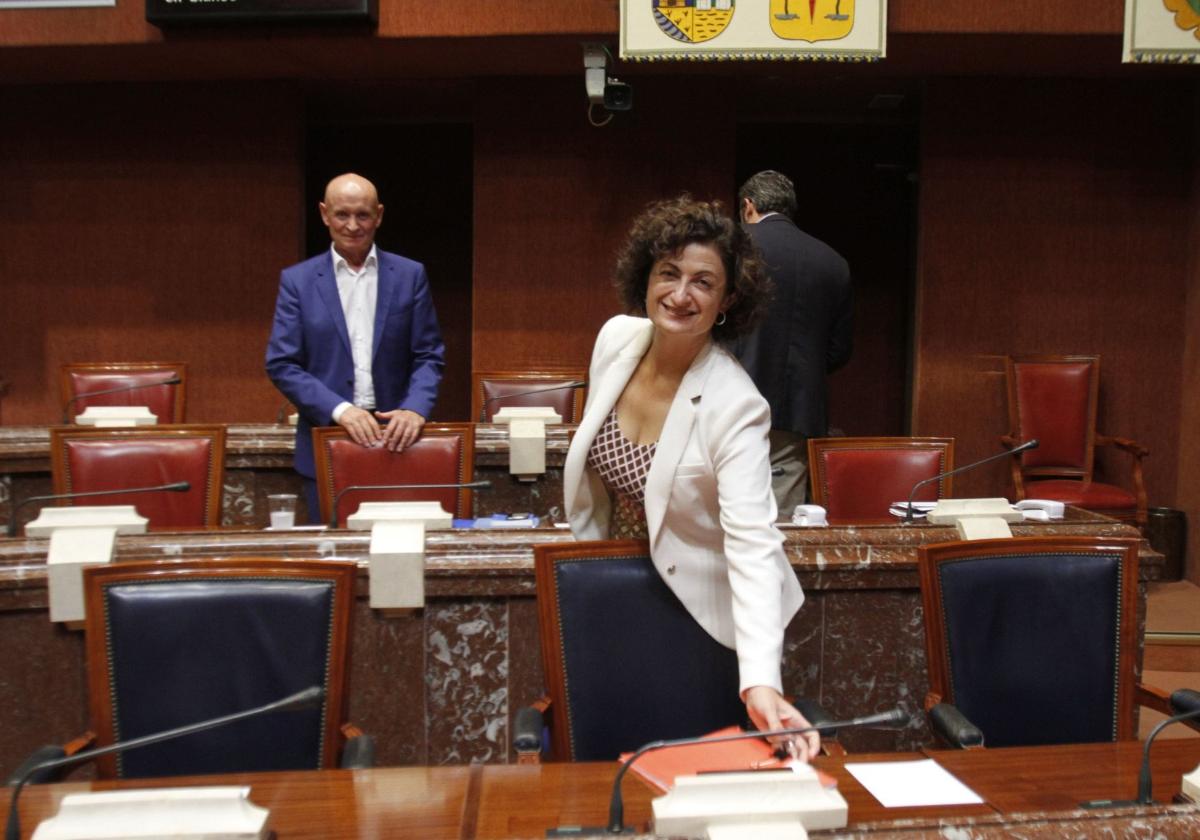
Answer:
(715, 311, 727, 326)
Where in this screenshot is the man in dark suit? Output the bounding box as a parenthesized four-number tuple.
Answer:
(735, 170, 852, 513)
(266, 173, 445, 520)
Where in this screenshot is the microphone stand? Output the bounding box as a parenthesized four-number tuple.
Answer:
(6, 482, 191, 538)
(903, 439, 1039, 523)
(5, 686, 324, 840)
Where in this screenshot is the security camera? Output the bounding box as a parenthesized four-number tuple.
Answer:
(583, 43, 633, 113)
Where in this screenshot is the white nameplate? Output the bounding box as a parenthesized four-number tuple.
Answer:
(74, 406, 158, 427)
(494, 407, 561, 478)
(653, 765, 847, 839)
(32, 785, 268, 839)
(26, 506, 148, 538)
(346, 501, 451, 531)
(368, 521, 426, 609)
(926, 498, 1022, 525)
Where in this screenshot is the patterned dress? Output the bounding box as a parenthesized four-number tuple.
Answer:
(586, 409, 657, 540)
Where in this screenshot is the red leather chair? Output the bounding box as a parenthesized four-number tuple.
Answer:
(60, 362, 188, 424)
(808, 436, 955, 521)
(312, 423, 476, 527)
(1002, 355, 1147, 528)
(49, 425, 225, 527)
(472, 369, 587, 423)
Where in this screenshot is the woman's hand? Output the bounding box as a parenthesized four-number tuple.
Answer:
(743, 685, 820, 763)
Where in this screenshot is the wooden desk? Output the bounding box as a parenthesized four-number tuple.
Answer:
(4, 741, 1198, 839)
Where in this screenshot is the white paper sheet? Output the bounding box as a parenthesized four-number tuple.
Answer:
(844, 759, 984, 808)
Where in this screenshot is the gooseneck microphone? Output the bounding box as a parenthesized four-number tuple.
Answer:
(61, 375, 182, 423)
(593, 707, 911, 836)
(5, 685, 324, 840)
(478, 381, 586, 422)
(903, 439, 1039, 523)
(329, 480, 493, 529)
(6, 482, 191, 538)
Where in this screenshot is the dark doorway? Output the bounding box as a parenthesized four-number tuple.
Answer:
(305, 123, 473, 422)
(736, 120, 918, 437)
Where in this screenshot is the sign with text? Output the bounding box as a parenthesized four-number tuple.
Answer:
(147, 0, 375, 26)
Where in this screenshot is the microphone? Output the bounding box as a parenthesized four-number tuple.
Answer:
(6, 482, 191, 538)
(903, 439, 1039, 523)
(4, 685, 324, 840)
(61, 375, 182, 423)
(478, 380, 586, 422)
(1080, 702, 1200, 809)
(593, 707, 912, 836)
(329, 480, 492, 529)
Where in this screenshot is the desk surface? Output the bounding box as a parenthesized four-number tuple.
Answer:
(6, 741, 1198, 839)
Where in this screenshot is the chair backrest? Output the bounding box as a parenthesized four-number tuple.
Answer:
(919, 536, 1140, 748)
(1005, 355, 1098, 481)
(471, 369, 587, 423)
(534, 540, 745, 762)
(808, 436, 955, 520)
(82, 558, 356, 779)
(49, 424, 225, 527)
(60, 362, 188, 424)
(312, 423, 475, 527)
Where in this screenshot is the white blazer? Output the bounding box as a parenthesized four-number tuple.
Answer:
(564, 315, 804, 694)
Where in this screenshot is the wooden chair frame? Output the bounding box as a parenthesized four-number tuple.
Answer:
(312, 422, 476, 526)
(807, 436, 955, 516)
(49, 424, 226, 527)
(1002, 355, 1148, 527)
(918, 536, 1173, 748)
(60, 361, 188, 424)
(81, 557, 359, 778)
(471, 368, 587, 424)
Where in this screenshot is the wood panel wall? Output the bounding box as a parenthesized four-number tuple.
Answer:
(1178, 91, 1200, 586)
(471, 77, 735, 373)
(912, 79, 1193, 518)
(0, 83, 305, 425)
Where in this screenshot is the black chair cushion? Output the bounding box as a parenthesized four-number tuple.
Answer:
(553, 554, 745, 761)
(936, 552, 1122, 748)
(103, 578, 334, 779)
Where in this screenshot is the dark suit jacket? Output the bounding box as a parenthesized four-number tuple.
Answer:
(735, 215, 852, 437)
(265, 249, 445, 478)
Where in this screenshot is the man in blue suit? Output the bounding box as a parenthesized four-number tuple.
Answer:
(266, 173, 446, 520)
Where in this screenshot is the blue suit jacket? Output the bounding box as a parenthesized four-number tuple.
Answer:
(265, 249, 446, 478)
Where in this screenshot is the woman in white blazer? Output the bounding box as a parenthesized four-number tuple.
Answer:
(563, 196, 816, 760)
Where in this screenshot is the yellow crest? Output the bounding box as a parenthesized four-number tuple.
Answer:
(653, 0, 736, 45)
(1162, 0, 1200, 41)
(769, 0, 854, 43)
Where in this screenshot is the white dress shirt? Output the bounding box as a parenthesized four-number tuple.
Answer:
(330, 244, 377, 421)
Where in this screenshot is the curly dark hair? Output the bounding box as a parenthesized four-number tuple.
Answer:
(613, 195, 770, 343)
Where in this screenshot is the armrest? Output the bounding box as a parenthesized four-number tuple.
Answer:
(5, 731, 96, 786)
(1170, 688, 1200, 717)
(1096, 434, 1149, 459)
(339, 722, 375, 769)
(927, 703, 985, 750)
(513, 704, 546, 764)
(999, 435, 1027, 499)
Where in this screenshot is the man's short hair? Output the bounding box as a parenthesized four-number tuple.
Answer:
(738, 170, 797, 221)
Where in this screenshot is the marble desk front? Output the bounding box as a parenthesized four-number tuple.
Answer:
(0, 511, 1157, 782)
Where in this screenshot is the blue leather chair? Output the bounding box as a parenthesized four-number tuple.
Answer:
(515, 540, 837, 762)
(23, 558, 373, 780)
(918, 536, 1181, 748)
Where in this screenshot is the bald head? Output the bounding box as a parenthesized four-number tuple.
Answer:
(320, 173, 384, 269)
